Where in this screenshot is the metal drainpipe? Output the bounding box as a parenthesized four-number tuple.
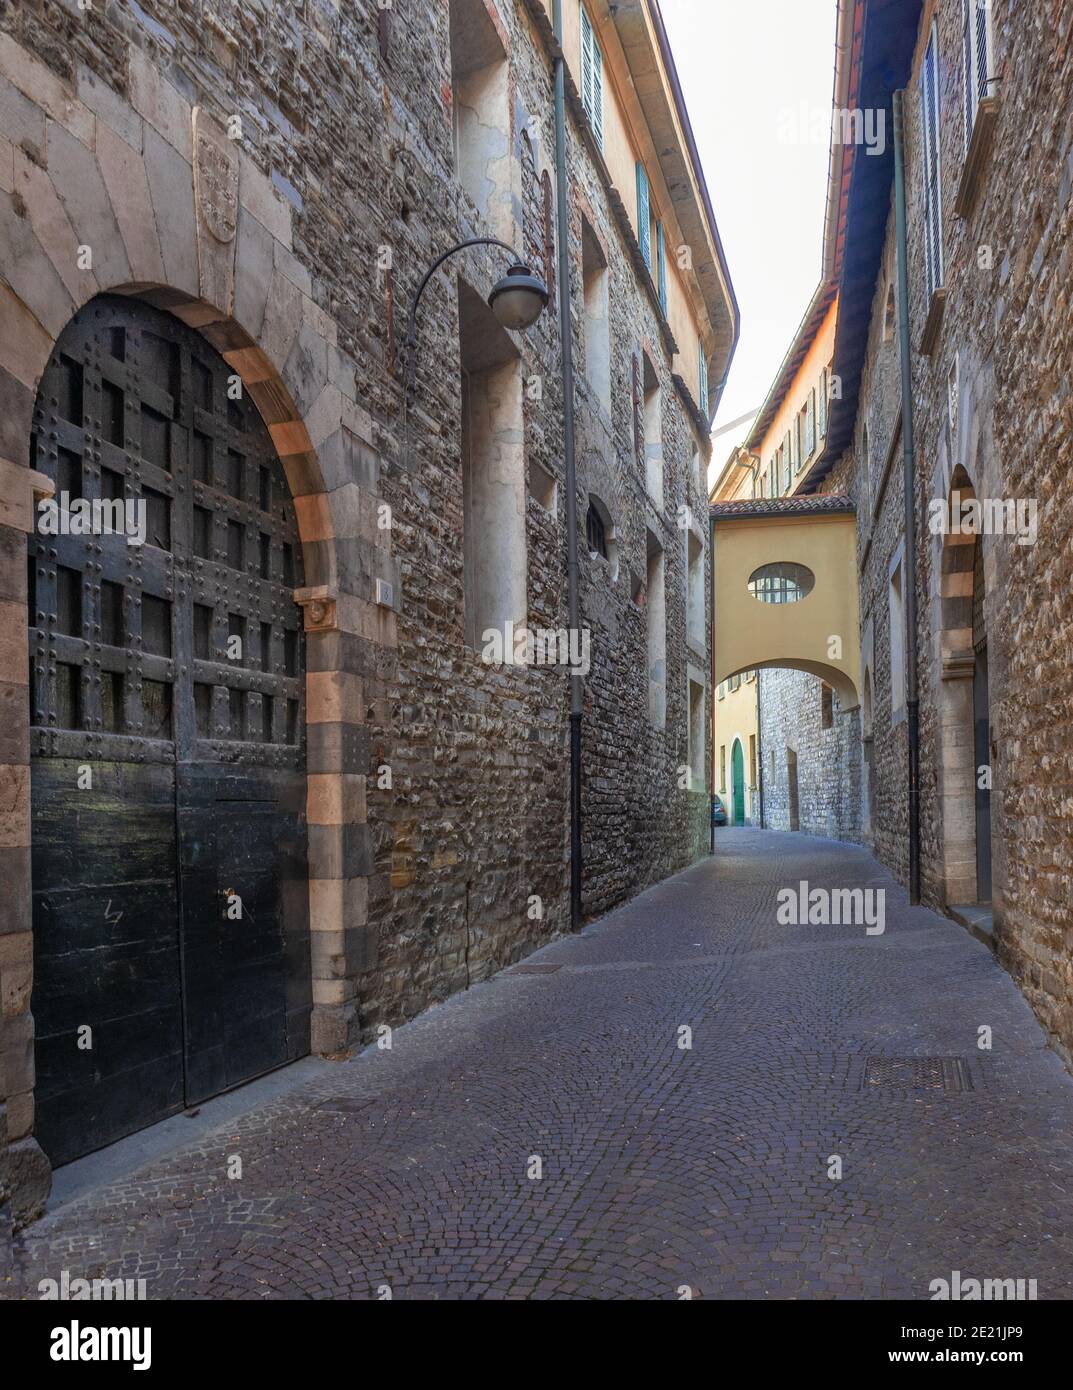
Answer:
(709, 511, 716, 854)
(756, 668, 765, 828)
(893, 90, 921, 904)
(552, 0, 583, 930)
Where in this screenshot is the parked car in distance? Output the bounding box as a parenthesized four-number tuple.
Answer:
(711, 794, 728, 827)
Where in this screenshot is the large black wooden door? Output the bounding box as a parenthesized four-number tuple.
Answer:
(29, 295, 310, 1166)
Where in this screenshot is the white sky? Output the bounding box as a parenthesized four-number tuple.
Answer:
(661, 0, 838, 475)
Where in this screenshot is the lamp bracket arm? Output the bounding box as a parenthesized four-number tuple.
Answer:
(404, 237, 522, 393)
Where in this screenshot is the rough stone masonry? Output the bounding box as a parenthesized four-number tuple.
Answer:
(0, 0, 732, 1228)
(778, 0, 1073, 1077)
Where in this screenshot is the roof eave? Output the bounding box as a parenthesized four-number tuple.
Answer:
(613, 0, 740, 392)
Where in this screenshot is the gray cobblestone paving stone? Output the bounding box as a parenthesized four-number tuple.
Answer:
(9, 830, 1073, 1299)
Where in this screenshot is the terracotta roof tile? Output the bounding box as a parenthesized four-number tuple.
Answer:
(710, 495, 855, 520)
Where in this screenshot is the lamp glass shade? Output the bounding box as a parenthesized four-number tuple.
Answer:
(488, 263, 549, 331)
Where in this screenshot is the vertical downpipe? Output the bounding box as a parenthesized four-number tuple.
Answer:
(709, 512, 716, 854)
(552, 0, 583, 930)
(893, 90, 921, 903)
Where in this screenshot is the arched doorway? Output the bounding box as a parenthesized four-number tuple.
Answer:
(731, 739, 746, 825)
(29, 295, 311, 1166)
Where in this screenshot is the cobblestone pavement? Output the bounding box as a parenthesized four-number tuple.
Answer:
(11, 830, 1073, 1299)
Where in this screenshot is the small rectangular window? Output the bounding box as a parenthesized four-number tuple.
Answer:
(962, 0, 995, 149)
(656, 222, 668, 314)
(636, 162, 652, 269)
(920, 22, 945, 299)
(580, 5, 604, 148)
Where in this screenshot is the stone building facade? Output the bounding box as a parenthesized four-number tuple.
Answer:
(759, 665, 862, 842)
(780, 0, 1073, 1068)
(0, 0, 737, 1228)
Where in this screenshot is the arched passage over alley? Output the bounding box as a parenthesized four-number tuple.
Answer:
(710, 496, 860, 712)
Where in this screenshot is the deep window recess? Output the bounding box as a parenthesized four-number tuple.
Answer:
(580, 4, 604, 148)
(636, 162, 652, 269)
(962, 0, 995, 148)
(586, 501, 608, 559)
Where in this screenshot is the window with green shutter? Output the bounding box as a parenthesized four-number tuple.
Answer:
(961, 0, 994, 151)
(818, 368, 828, 438)
(805, 389, 816, 458)
(656, 222, 667, 314)
(580, 6, 604, 149)
(698, 343, 708, 417)
(920, 22, 944, 299)
(636, 162, 651, 269)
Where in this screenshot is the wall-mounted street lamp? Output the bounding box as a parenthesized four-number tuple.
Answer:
(403, 237, 549, 398)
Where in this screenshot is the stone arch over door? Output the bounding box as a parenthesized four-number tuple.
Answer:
(0, 54, 389, 1221)
(937, 464, 990, 906)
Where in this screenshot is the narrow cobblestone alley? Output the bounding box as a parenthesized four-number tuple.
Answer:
(12, 830, 1073, 1301)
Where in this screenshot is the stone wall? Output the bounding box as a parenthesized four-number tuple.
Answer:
(759, 667, 861, 843)
(0, 0, 716, 1222)
(807, 0, 1073, 1067)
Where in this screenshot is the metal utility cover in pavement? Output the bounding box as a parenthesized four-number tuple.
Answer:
(862, 1056, 974, 1092)
(317, 1097, 378, 1114)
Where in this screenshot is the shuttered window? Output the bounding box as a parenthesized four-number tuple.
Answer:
(782, 432, 792, 493)
(580, 6, 604, 149)
(656, 222, 668, 314)
(920, 23, 945, 301)
(636, 162, 652, 269)
(698, 343, 708, 417)
(805, 389, 816, 458)
(818, 368, 828, 438)
(961, 0, 995, 149)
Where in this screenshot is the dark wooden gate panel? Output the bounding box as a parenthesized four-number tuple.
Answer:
(29, 295, 310, 1166)
(31, 760, 183, 1167)
(178, 764, 308, 1104)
